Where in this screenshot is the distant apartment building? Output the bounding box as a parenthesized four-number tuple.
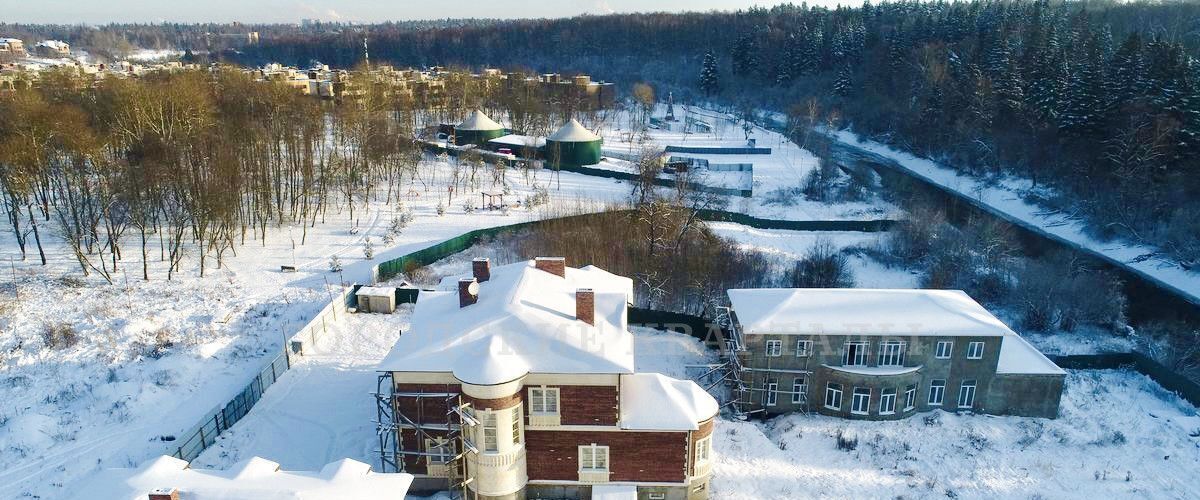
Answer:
(726, 288, 1065, 420)
(376, 257, 718, 500)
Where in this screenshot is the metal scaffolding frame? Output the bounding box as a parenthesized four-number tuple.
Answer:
(375, 372, 478, 499)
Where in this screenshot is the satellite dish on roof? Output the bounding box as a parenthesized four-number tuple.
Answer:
(467, 281, 480, 295)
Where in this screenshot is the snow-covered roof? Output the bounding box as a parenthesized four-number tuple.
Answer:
(619, 373, 718, 431)
(727, 288, 1014, 337)
(378, 260, 636, 384)
(356, 286, 394, 298)
(997, 333, 1066, 375)
(1, 38, 21, 43)
(75, 455, 413, 500)
(36, 40, 68, 49)
(548, 118, 601, 143)
(457, 109, 504, 131)
(591, 484, 639, 500)
(488, 134, 546, 148)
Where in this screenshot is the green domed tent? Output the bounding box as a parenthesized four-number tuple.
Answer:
(455, 110, 505, 146)
(544, 119, 602, 168)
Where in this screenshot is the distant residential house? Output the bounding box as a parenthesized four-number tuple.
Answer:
(726, 288, 1066, 420)
(34, 40, 70, 57)
(0, 38, 25, 55)
(76, 455, 412, 500)
(377, 257, 718, 500)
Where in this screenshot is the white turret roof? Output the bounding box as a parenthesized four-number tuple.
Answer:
(548, 118, 601, 142)
(457, 109, 504, 131)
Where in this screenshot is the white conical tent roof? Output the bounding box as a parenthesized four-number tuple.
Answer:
(457, 110, 504, 131)
(548, 118, 601, 142)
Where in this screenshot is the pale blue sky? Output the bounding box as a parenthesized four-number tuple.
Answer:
(1, 1, 843, 24)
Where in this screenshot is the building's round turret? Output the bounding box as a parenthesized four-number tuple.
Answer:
(455, 110, 506, 146)
(544, 118, 602, 168)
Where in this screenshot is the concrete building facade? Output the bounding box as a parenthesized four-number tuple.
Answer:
(727, 289, 1065, 420)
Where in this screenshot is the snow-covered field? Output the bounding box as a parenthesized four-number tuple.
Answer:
(0, 160, 633, 499)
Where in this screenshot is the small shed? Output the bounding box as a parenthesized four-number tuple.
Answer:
(545, 118, 603, 168)
(356, 286, 397, 314)
(454, 110, 506, 146)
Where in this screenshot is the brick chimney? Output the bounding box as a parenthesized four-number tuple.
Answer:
(472, 257, 491, 282)
(576, 288, 595, 325)
(148, 488, 179, 500)
(535, 257, 566, 277)
(459, 278, 479, 308)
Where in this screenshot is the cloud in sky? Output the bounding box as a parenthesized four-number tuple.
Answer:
(2, 0, 848, 24)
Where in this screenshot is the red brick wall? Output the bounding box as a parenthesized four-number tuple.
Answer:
(550, 386, 618, 426)
(393, 383, 463, 426)
(464, 392, 523, 411)
(525, 429, 688, 483)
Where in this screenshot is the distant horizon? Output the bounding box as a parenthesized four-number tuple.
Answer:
(1, 1, 852, 25)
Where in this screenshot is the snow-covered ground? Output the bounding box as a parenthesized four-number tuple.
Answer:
(830, 129, 1200, 307)
(184, 299, 1198, 500)
(0, 160, 634, 499)
(706, 222, 919, 289)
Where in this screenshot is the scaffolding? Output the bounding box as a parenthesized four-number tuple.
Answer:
(375, 372, 478, 499)
(709, 307, 812, 418)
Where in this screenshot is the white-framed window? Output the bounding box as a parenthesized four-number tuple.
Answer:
(966, 341, 985, 359)
(928, 380, 945, 406)
(879, 388, 897, 415)
(765, 340, 783, 357)
(824, 383, 843, 410)
(903, 385, 917, 411)
(877, 341, 906, 366)
(762, 381, 778, 406)
(579, 444, 609, 472)
(482, 412, 498, 452)
(791, 377, 807, 404)
(647, 494, 666, 500)
(529, 387, 560, 415)
(795, 339, 812, 357)
(425, 438, 454, 464)
(851, 388, 871, 415)
(958, 380, 977, 409)
(843, 340, 870, 366)
(510, 406, 523, 445)
(935, 340, 953, 359)
(694, 436, 712, 466)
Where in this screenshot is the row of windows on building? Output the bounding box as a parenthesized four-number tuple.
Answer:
(760, 377, 978, 415)
(422, 386, 714, 475)
(764, 339, 986, 365)
(424, 429, 715, 477)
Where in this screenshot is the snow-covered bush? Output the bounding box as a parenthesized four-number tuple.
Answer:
(41, 323, 78, 350)
(436, 201, 446, 216)
(329, 255, 343, 272)
(835, 430, 858, 451)
(462, 200, 475, 214)
(363, 238, 375, 260)
(789, 240, 855, 288)
(382, 233, 395, 245)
